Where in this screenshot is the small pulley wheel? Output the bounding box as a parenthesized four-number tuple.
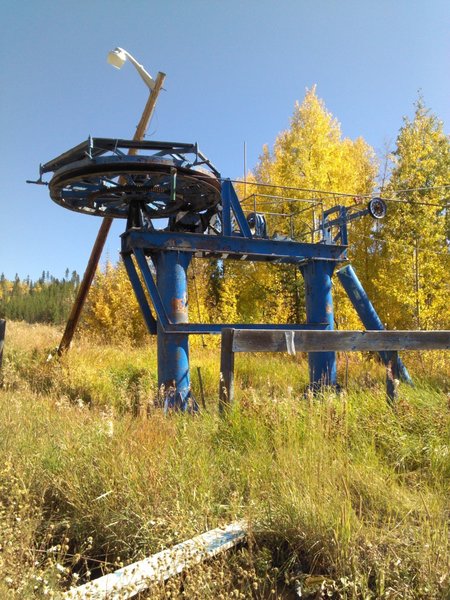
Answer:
(368, 197, 387, 219)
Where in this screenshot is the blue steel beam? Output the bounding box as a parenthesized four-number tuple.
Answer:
(122, 230, 346, 263)
(121, 253, 157, 334)
(127, 247, 330, 334)
(221, 180, 233, 236)
(221, 179, 253, 238)
(133, 248, 171, 329)
(336, 264, 413, 384)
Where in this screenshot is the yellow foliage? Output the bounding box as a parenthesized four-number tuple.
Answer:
(229, 86, 378, 328)
(82, 259, 148, 344)
(373, 99, 450, 329)
(79, 94, 448, 341)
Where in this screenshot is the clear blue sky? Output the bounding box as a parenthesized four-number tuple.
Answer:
(1, 0, 448, 280)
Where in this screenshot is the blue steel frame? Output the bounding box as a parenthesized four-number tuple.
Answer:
(320, 199, 386, 245)
(121, 179, 348, 406)
(37, 138, 389, 410)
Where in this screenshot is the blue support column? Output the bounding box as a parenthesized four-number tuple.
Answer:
(336, 264, 412, 384)
(155, 251, 194, 411)
(301, 260, 337, 387)
(220, 179, 233, 236)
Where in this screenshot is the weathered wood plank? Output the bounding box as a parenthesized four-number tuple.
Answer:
(63, 521, 246, 600)
(231, 330, 450, 353)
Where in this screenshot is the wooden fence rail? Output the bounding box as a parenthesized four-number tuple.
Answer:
(219, 328, 450, 407)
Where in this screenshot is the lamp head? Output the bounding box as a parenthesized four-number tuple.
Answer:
(107, 46, 157, 91)
(107, 47, 127, 69)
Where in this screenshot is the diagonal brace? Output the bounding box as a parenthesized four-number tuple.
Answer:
(121, 253, 157, 334)
(133, 247, 171, 329)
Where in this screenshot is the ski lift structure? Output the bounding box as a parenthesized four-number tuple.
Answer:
(33, 135, 400, 410)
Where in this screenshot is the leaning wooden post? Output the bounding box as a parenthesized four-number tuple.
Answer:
(0, 319, 5, 375)
(57, 71, 166, 355)
(219, 328, 235, 413)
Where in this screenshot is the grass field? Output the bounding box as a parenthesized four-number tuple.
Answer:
(0, 321, 449, 598)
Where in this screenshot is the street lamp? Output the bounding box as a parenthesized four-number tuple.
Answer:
(105, 46, 166, 142)
(107, 47, 155, 91)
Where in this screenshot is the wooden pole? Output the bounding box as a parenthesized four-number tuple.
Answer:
(57, 72, 166, 355)
(219, 328, 235, 413)
(386, 351, 399, 403)
(414, 237, 421, 329)
(0, 319, 5, 376)
(197, 366, 206, 410)
(243, 141, 247, 199)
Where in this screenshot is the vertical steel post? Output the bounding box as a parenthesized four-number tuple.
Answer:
(301, 260, 337, 387)
(336, 264, 412, 384)
(155, 251, 193, 411)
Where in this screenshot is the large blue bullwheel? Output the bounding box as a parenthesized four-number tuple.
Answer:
(41, 138, 223, 411)
(49, 160, 221, 219)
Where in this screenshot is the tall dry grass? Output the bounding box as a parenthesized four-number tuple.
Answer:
(0, 321, 448, 598)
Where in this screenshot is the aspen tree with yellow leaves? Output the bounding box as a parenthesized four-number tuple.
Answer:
(373, 98, 449, 329)
(82, 260, 147, 343)
(231, 87, 378, 328)
(81, 92, 448, 340)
